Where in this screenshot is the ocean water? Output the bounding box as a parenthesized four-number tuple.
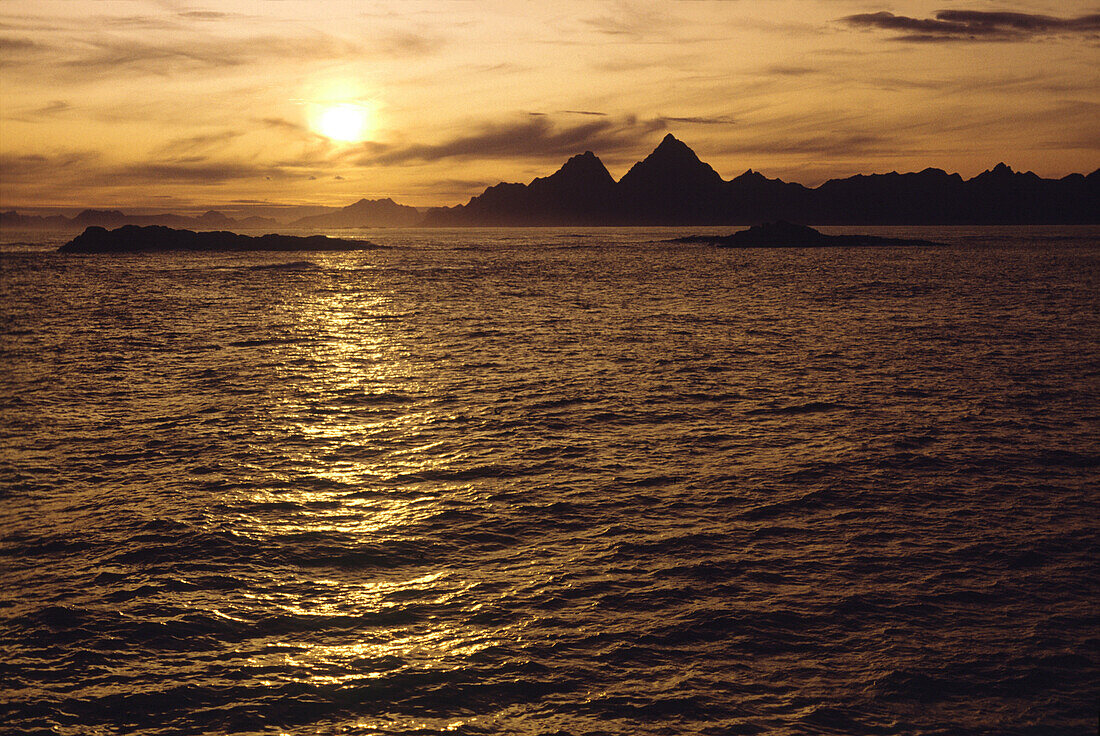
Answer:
(1, 226, 1097, 735)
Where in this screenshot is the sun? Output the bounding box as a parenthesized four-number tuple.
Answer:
(315, 103, 371, 143)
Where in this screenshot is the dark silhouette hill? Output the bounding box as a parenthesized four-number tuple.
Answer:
(428, 151, 618, 225)
(725, 169, 813, 223)
(58, 225, 379, 253)
(617, 133, 727, 224)
(290, 198, 421, 228)
(670, 221, 945, 247)
(424, 135, 1099, 225)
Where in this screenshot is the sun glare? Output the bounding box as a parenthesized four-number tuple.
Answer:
(315, 103, 370, 143)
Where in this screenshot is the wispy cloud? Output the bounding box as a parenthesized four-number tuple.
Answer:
(763, 65, 817, 77)
(115, 161, 281, 184)
(259, 117, 313, 135)
(1, 99, 73, 122)
(842, 10, 1100, 42)
(0, 149, 296, 189)
(357, 115, 667, 166)
(721, 133, 892, 158)
(177, 11, 236, 21)
(0, 150, 101, 181)
(57, 34, 364, 76)
(157, 131, 246, 156)
(660, 114, 736, 126)
(2, 21, 441, 80)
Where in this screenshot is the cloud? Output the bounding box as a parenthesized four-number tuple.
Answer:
(582, 2, 671, 38)
(177, 11, 235, 21)
(383, 31, 441, 56)
(114, 161, 286, 184)
(1, 99, 73, 122)
(34, 100, 71, 116)
(660, 114, 736, 125)
(579, 0, 714, 43)
(842, 10, 1100, 42)
(4, 19, 440, 80)
(721, 133, 892, 157)
(260, 117, 311, 134)
(0, 35, 39, 51)
(0, 148, 297, 191)
(0, 34, 49, 64)
(157, 131, 245, 155)
(0, 151, 101, 181)
(357, 115, 667, 166)
(57, 34, 364, 77)
(763, 65, 817, 77)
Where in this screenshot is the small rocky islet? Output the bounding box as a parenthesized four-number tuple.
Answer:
(58, 225, 380, 253)
(669, 221, 945, 248)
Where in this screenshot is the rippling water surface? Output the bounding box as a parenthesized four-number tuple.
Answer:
(1, 227, 1098, 735)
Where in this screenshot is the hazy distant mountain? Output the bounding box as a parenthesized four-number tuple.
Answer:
(0, 211, 72, 229)
(426, 134, 1099, 226)
(290, 198, 421, 228)
(1, 208, 278, 231)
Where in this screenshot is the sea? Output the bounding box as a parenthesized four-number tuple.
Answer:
(1, 226, 1097, 736)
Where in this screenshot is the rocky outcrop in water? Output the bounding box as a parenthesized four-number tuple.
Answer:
(58, 225, 380, 253)
(670, 221, 945, 247)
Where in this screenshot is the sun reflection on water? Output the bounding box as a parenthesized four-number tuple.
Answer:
(221, 278, 510, 704)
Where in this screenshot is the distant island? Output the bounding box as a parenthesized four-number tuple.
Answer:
(58, 225, 379, 253)
(670, 221, 945, 248)
(6, 135, 1098, 229)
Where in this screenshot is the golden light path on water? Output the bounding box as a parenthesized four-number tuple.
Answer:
(219, 276, 508, 728)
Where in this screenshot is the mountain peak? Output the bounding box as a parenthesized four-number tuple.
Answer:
(971, 162, 1020, 183)
(542, 150, 615, 187)
(619, 134, 723, 191)
(652, 133, 695, 158)
(732, 168, 768, 183)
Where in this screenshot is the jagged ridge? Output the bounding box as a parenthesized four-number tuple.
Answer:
(423, 135, 1099, 225)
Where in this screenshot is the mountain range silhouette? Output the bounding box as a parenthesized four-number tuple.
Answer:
(426, 134, 1099, 225)
(3, 134, 1097, 228)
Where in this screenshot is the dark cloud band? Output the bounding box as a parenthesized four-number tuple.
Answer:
(842, 9, 1100, 42)
(357, 115, 667, 166)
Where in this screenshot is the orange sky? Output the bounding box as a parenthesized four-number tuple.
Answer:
(2, 0, 1098, 211)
